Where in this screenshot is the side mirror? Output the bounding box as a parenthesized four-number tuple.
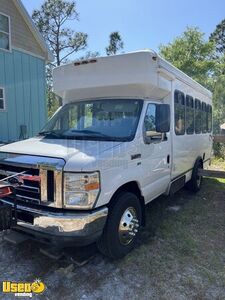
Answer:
(156, 104, 170, 133)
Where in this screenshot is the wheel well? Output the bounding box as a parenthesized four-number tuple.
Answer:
(191, 156, 203, 178)
(108, 181, 146, 226)
(197, 156, 203, 168)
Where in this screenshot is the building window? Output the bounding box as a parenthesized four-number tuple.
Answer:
(186, 95, 194, 134)
(174, 90, 185, 135)
(0, 88, 5, 110)
(0, 13, 11, 51)
(207, 104, 212, 132)
(195, 99, 202, 134)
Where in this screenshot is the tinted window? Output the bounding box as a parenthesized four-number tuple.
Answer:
(195, 99, 202, 134)
(174, 90, 185, 135)
(40, 99, 143, 141)
(202, 102, 207, 133)
(207, 105, 212, 132)
(186, 95, 194, 134)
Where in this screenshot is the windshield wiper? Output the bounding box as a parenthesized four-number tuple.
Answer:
(38, 131, 62, 138)
(70, 129, 111, 138)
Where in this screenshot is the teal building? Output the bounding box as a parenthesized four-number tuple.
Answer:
(0, 0, 53, 143)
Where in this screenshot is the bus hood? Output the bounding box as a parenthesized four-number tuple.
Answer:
(0, 137, 123, 171)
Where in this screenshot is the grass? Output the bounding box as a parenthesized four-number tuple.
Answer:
(211, 157, 225, 170)
(118, 175, 225, 299)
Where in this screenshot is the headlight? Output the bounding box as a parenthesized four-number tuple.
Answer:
(64, 172, 100, 209)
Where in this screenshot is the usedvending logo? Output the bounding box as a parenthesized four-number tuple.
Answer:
(2, 279, 46, 297)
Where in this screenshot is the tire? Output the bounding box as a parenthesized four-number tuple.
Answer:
(97, 192, 142, 259)
(187, 158, 203, 192)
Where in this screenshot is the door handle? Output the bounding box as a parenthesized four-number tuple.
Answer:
(167, 155, 170, 164)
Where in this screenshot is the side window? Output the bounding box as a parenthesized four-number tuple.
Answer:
(207, 104, 212, 132)
(144, 104, 162, 141)
(174, 90, 185, 135)
(202, 102, 207, 133)
(186, 95, 194, 134)
(0, 88, 5, 111)
(195, 99, 202, 134)
(0, 13, 10, 51)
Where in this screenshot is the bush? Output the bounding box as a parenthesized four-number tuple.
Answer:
(213, 142, 225, 158)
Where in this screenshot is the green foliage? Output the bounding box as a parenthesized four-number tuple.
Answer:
(47, 89, 61, 118)
(210, 19, 225, 55)
(213, 75, 225, 133)
(106, 32, 124, 55)
(213, 142, 225, 158)
(159, 27, 217, 89)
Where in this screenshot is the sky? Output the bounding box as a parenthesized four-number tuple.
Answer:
(22, 0, 225, 59)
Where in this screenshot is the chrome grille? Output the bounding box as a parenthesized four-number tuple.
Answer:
(0, 154, 65, 208)
(0, 165, 55, 205)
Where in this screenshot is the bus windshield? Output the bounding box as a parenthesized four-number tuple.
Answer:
(39, 99, 143, 142)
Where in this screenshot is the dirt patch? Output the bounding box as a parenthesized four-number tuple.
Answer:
(0, 177, 225, 300)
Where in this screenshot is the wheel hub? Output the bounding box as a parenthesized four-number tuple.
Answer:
(118, 207, 139, 245)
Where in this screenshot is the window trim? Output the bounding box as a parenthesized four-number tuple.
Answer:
(0, 87, 6, 111)
(0, 12, 11, 52)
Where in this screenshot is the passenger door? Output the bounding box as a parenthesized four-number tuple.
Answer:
(141, 102, 171, 202)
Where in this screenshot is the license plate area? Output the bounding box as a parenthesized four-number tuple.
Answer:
(0, 202, 13, 231)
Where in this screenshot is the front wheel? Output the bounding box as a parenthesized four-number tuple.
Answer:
(97, 192, 142, 259)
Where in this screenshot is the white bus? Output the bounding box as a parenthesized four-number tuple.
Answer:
(0, 50, 212, 258)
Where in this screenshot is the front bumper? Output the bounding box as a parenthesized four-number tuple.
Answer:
(0, 199, 108, 246)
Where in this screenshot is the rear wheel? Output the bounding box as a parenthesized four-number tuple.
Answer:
(187, 158, 203, 192)
(97, 192, 142, 259)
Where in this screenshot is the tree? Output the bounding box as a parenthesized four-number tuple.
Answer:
(210, 19, 225, 77)
(32, 0, 88, 115)
(210, 19, 225, 55)
(32, 0, 88, 67)
(159, 27, 217, 88)
(106, 32, 124, 56)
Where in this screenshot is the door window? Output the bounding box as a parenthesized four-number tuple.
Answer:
(144, 104, 162, 142)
